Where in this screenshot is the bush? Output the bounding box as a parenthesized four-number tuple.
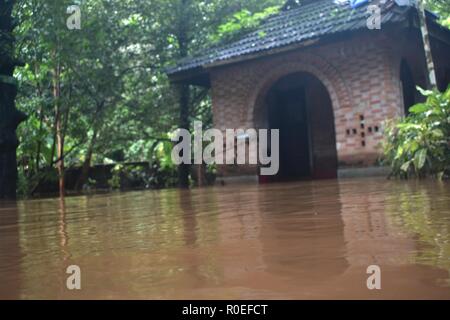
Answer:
(383, 86, 450, 179)
(107, 161, 179, 191)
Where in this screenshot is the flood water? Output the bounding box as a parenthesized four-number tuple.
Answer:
(1, 178, 450, 300)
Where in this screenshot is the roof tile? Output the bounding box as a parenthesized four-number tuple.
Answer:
(167, 0, 412, 75)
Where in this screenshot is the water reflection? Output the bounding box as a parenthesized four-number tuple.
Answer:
(385, 181, 450, 284)
(338, 180, 416, 266)
(180, 191, 197, 247)
(0, 178, 449, 299)
(257, 181, 349, 285)
(0, 201, 21, 299)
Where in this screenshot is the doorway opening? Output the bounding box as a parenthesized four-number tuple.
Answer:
(261, 72, 338, 182)
(400, 59, 416, 116)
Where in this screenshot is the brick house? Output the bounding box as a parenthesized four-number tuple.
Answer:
(167, 0, 450, 183)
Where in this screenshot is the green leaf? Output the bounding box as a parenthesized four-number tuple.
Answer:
(410, 141, 419, 153)
(409, 103, 428, 114)
(414, 149, 427, 171)
(401, 161, 411, 172)
(395, 146, 404, 159)
(431, 129, 444, 138)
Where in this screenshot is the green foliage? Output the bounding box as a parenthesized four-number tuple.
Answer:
(107, 161, 178, 191)
(11, 0, 286, 197)
(108, 164, 124, 190)
(427, 0, 450, 28)
(383, 86, 450, 179)
(211, 6, 280, 43)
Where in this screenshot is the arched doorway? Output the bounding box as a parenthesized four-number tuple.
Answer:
(261, 72, 338, 182)
(400, 59, 416, 116)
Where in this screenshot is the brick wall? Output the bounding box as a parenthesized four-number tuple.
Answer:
(209, 33, 412, 178)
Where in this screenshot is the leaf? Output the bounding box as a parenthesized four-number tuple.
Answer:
(443, 85, 450, 101)
(410, 141, 419, 153)
(401, 161, 411, 172)
(416, 86, 433, 97)
(395, 146, 404, 159)
(409, 103, 428, 114)
(414, 149, 427, 171)
(431, 129, 444, 138)
(258, 31, 267, 38)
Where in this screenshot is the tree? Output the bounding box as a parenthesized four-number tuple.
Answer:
(11, 0, 285, 197)
(418, 0, 438, 89)
(0, 0, 27, 200)
(140, 0, 284, 188)
(427, 0, 450, 27)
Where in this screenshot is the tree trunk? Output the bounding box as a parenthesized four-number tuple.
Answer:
(176, 0, 192, 189)
(196, 164, 204, 187)
(34, 64, 45, 172)
(0, 0, 27, 200)
(35, 103, 45, 172)
(178, 83, 190, 188)
(53, 59, 65, 197)
(418, 0, 438, 89)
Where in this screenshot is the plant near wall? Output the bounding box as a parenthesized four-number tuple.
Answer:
(383, 86, 450, 179)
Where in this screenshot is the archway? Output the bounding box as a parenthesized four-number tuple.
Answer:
(260, 72, 338, 182)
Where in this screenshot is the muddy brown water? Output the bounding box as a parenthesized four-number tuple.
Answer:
(1, 178, 449, 299)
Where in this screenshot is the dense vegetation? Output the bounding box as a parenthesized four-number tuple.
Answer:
(8, 0, 450, 197)
(383, 86, 450, 179)
(12, 0, 284, 197)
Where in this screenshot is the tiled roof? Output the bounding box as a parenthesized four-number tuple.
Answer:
(166, 0, 413, 75)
